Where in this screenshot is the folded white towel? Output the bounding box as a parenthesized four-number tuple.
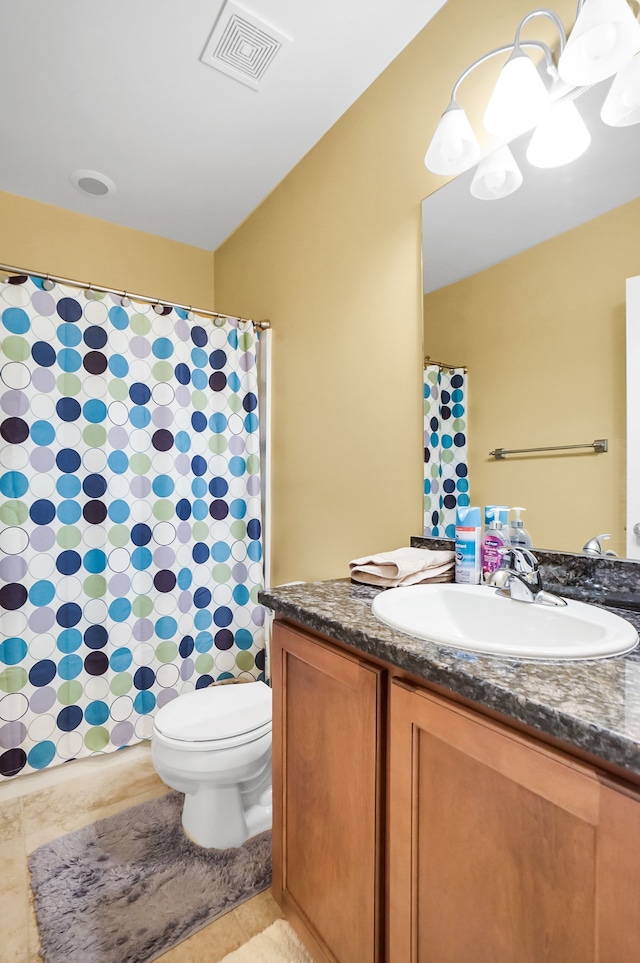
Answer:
(349, 547, 454, 588)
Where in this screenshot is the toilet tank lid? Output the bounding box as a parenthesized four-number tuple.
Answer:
(154, 681, 272, 742)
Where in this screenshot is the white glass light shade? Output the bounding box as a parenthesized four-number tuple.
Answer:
(483, 48, 549, 138)
(558, 0, 640, 85)
(470, 146, 523, 200)
(424, 101, 481, 175)
(601, 55, 640, 124)
(526, 99, 592, 168)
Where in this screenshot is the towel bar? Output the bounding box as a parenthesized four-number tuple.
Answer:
(489, 439, 608, 459)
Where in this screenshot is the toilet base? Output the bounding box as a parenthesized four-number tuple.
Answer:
(182, 784, 273, 850)
(245, 787, 272, 839)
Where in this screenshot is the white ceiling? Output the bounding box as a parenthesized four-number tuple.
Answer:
(422, 78, 640, 293)
(1, 0, 447, 252)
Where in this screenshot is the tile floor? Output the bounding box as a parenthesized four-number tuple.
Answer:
(0, 744, 283, 963)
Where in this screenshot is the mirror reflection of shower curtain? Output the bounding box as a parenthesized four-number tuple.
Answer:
(424, 365, 468, 539)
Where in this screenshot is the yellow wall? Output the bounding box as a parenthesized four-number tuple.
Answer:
(0, 191, 214, 309)
(215, 0, 576, 584)
(425, 197, 640, 557)
(0, 0, 580, 585)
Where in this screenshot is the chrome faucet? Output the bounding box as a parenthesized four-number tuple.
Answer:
(582, 534, 617, 557)
(486, 547, 567, 607)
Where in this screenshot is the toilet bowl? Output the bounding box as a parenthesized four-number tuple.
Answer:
(151, 681, 272, 849)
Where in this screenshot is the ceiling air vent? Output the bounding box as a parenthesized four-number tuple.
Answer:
(200, 1, 290, 90)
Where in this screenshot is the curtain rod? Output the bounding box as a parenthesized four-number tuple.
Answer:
(0, 261, 271, 330)
(424, 355, 467, 372)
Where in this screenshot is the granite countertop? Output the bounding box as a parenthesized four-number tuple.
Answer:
(259, 577, 640, 780)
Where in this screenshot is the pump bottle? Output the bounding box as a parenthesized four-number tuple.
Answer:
(481, 509, 510, 580)
(509, 506, 532, 549)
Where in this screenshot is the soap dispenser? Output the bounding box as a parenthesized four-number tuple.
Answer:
(481, 509, 510, 580)
(509, 507, 532, 549)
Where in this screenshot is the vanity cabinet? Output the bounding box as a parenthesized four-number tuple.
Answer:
(272, 619, 640, 963)
(271, 621, 384, 963)
(389, 679, 640, 962)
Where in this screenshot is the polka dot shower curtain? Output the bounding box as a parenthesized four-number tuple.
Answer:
(0, 275, 265, 780)
(424, 364, 468, 538)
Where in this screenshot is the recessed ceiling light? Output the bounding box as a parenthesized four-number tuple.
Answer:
(71, 169, 116, 197)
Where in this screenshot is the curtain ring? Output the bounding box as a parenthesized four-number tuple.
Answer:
(153, 302, 164, 315)
(121, 292, 131, 307)
(42, 275, 55, 291)
(187, 306, 195, 322)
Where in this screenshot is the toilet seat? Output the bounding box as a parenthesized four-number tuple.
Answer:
(153, 681, 272, 749)
(152, 718, 272, 752)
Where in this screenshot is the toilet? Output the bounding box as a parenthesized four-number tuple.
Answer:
(151, 681, 272, 849)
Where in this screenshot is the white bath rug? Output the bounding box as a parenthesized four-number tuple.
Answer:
(221, 919, 314, 962)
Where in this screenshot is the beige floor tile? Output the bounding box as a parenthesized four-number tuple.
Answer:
(1, 834, 27, 898)
(22, 759, 166, 843)
(158, 909, 248, 963)
(27, 877, 42, 963)
(0, 794, 23, 841)
(0, 837, 30, 962)
(233, 889, 284, 940)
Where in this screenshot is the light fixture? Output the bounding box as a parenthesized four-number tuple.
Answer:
(483, 46, 550, 138)
(526, 98, 592, 166)
(423, 99, 480, 175)
(470, 145, 523, 199)
(425, 11, 564, 182)
(558, 0, 640, 85)
(424, 2, 640, 199)
(601, 52, 640, 123)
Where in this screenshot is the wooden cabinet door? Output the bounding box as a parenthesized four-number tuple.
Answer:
(272, 621, 384, 963)
(596, 782, 640, 961)
(389, 680, 611, 963)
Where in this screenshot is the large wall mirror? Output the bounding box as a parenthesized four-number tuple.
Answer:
(422, 77, 640, 559)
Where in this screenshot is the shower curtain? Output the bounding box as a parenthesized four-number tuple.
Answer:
(424, 364, 468, 538)
(0, 275, 265, 779)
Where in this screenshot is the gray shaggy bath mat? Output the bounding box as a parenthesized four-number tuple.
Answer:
(28, 790, 271, 963)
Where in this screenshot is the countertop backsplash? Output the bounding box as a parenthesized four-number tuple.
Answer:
(411, 536, 640, 609)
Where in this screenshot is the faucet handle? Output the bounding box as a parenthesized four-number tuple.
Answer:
(513, 547, 538, 574)
(496, 546, 516, 568)
(499, 545, 538, 575)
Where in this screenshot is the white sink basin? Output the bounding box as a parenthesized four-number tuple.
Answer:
(371, 583, 638, 661)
